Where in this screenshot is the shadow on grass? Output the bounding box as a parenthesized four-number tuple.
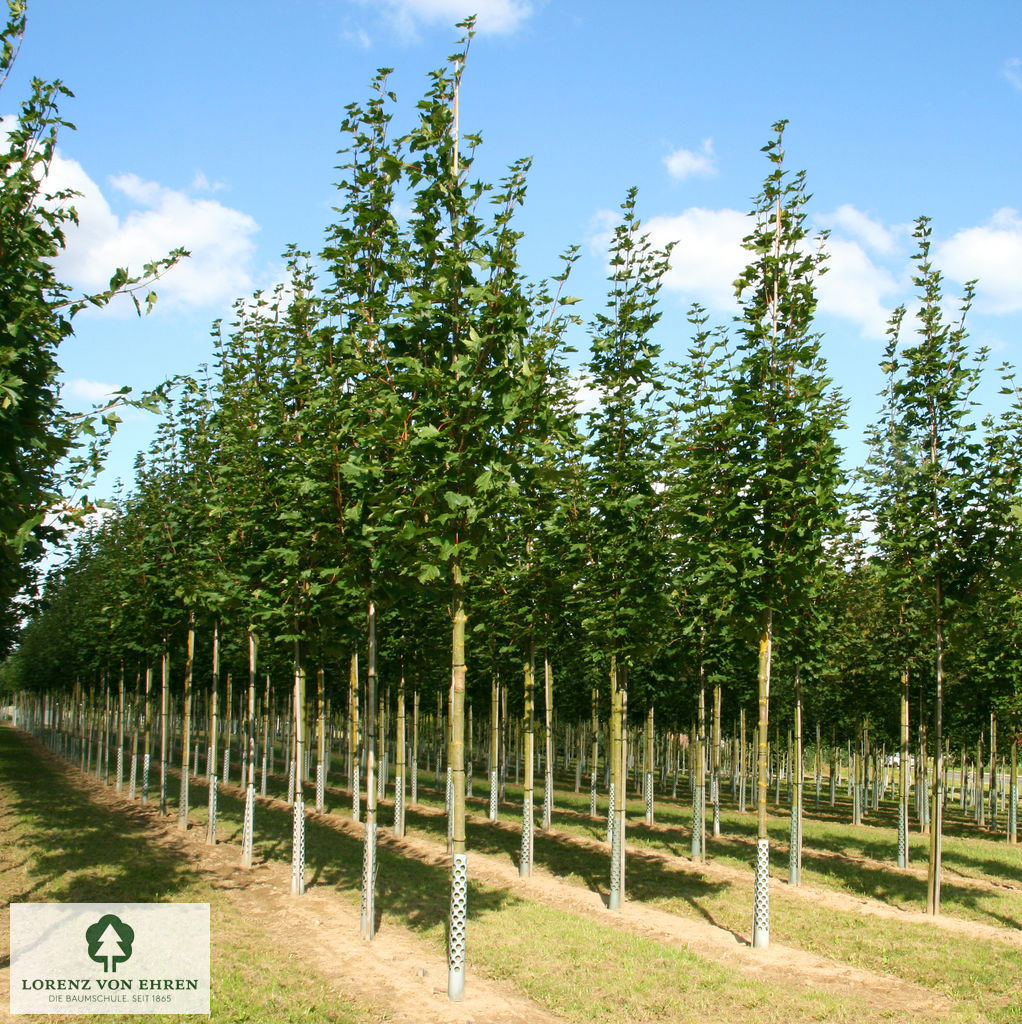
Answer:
(401, 805, 738, 939)
(0, 727, 204, 904)
(164, 771, 519, 942)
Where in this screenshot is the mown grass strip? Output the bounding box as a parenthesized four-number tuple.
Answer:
(84, 743, 941, 1024)
(0, 727, 375, 1024)
(396, 779, 1022, 1024)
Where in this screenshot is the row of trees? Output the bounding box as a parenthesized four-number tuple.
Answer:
(4, 14, 1022, 1001)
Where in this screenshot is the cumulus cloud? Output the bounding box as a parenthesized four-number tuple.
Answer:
(936, 208, 1022, 314)
(664, 139, 716, 182)
(32, 146, 259, 314)
(589, 206, 752, 311)
(189, 171, 226, 193)
(645, 208, 751, 311)
(593, 197, 910, 333)
(815, 236, 903, 338)
(816, 204, 900, 256)
(352, 0, 533, 38)
(63, 379, 122, 404)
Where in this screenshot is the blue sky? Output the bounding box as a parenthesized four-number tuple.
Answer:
(7, 0, 1022, 494)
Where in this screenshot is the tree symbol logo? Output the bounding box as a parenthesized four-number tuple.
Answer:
(85, 914, 135, 973)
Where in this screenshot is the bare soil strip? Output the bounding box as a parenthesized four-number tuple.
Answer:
(3, 734, 566, 1024)
(17, 732, 1019, 1020)
(417, 799, 1022, 948)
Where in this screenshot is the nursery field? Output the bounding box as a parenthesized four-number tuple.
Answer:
(2, 724, 1021, 1024)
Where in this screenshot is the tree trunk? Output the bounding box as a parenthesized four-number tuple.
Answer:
(753, 608, 772, 949)
(447, 563, 468, 1001)
(160, 646, 169, 817)
(1009, 736, 1018, 846)
(788, 666, 803, 886)
(394, 661, 406, 837)
(609, 659, 628, 910)
(206, 622, 220, 846)
(290, 639, 307, 896)
(926, 598, 945, 916)
(693, 675, 706, 861)
(898, 664, 909, 867)
(712, 683, 721, 836)
(644, 702, 654, 827)
(520, 641, 535, 877)
(590, 685, 599, 818)
(488, 668, 499, 821)
(542, 655, 554, 831)
(350, 648, 360, 822)
(179, 610, 194, 827)
(361, 600, 379, 936)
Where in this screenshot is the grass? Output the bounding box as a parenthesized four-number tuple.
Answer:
(0, 727, 377, 1024)
(11, 730, 1022, 1023)
(374, 766, 1022, 1023)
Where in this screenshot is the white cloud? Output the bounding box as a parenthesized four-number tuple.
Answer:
(570, 373, 600, 414)
(63, 379, 121, 404)
(342, 24, 372, 49)
(354, 0, 533, 38)
(1003, 57, 1022, 90)
(815, 236, 902, 338)
(664, 139, 716, 182)
(644, 208, 751, 310)
(586, 207, 623, 259)
(189, 171, 226, 193)
(42, 154, 260, 313)
(937, 208, 1022, 314)
(816, 204, 900, 256)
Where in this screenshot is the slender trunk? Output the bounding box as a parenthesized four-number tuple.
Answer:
(590, 685, 600, 819)
(141, 667, 152, 804)
(788, 666, 803, 886)
(644, 702, 654, 827)
(261, 675, 271, 797)
(206, 622, 220, 846)
(814, 720, 822, 809)
(361, 599, 379, 937)
(520, 640, 536, 877)
(1009, 736, 1018, 846)
(179, 610, 194, 827)
(223, 670, 233, 787)
(739, 706, 747, 814)
(447, 562, 468, 1001)
(753, 608, 772, 948)
(412, 688, 419, 806)
(712, 682, 721, 836)
(159, 645, 169, 816)
(926, 596, 945, 915)
(290, 638, 307, 896)
(240, 632, 258, 867)
(316, 668, 326, 813)
(115, 666, 125, 793)
(488, 668, 499, 821)
(609, 659, 628, 909)
(395, 660, 406, 837)
(693, 673, 706, 861)
(990, 713, 999, 828)
(542, 654, 553, 831)
(898, 664, 910, 868)
(350, 649, 360, 822)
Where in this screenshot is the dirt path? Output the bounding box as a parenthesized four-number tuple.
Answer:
(208, 781, 954, 1016)
(5, 735, 567, 1024)
(16, 735, 1021, 1021)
